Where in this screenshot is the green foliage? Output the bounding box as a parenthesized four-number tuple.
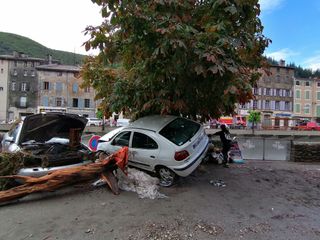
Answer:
(82, 0, 270, 119)
(248, 110, 261, 123)
(0, 32, 85, 65)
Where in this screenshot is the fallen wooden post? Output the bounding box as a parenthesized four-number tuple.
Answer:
(0, 147, 128, 203)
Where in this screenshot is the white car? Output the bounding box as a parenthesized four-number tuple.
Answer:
(97, 115, 209, 186)
(86, 118, 103, 127)
(1, 113, 93, 179)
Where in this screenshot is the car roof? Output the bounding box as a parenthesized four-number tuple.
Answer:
(127, 115, 178, 132)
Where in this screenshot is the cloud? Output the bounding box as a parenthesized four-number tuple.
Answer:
(265, 48, 299, 61)
(259, 0, 284, 11)
(303, 55, 320, 71)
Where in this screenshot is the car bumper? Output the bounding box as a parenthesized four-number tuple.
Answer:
(172, 141, 209, 177)
(16, 161, 92, 183)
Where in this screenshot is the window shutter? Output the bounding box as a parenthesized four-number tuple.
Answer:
(78, 98, 83, 108)
(271, 101, 275, 110)
(43, 96, 49, 106)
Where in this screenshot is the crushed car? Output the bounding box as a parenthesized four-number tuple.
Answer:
(0, 112, 95, 181)
(97, 115, 209, 187)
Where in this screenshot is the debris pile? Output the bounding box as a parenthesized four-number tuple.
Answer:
(117, 168, 166, 199)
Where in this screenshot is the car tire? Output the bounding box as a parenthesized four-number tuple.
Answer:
(157, 166, 177, 187)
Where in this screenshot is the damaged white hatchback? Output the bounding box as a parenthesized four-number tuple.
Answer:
(1, 112, 94, 179)
(97, 115, 209, 187)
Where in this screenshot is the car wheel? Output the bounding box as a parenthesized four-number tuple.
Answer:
(157, 167, 176, 187)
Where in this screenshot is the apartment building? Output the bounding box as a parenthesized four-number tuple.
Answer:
(0, 52, 97, 121)
(238, 60, 295, 129)
(0, 52, 46, 121)
(293, 77, 320, 122)
(36, 63, 96, 117)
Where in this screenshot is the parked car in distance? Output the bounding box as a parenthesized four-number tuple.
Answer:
(1, 112, 93, 179)
(116, 118, 131, 127)
(293, 121, 320, 131)
(86, 117, 103, 127)
(96, 115, 209, 186)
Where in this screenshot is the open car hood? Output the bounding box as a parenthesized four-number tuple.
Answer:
(18, 113, 88, 145)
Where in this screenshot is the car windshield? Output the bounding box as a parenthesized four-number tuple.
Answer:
(159, 118, 200, 146)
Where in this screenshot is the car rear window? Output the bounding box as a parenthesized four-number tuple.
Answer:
(159, 118, 200, 146)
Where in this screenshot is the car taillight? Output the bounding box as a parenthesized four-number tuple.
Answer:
(174, 150, 189, 161)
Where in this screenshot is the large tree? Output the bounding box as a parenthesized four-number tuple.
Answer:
(81, 0, 270, 119)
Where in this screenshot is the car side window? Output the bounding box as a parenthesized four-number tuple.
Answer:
(112, 131, 131, 147)
(132, 132, 158, 149)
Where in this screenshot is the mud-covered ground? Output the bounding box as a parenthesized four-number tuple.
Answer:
(0, 160, 319, 240)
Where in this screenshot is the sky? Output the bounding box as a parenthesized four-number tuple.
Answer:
(0, 0, 319, 70)
(260, 0, 320, 70)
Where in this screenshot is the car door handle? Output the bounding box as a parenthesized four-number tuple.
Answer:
(150, 155, 155, 158)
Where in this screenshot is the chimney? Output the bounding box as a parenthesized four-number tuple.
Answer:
(47, 54, 52, 64)
(279, 59, 285, 66)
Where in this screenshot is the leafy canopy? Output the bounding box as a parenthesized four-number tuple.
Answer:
(81, 0, 270, 119)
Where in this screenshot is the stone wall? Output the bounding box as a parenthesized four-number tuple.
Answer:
(291, 142, 320, 162)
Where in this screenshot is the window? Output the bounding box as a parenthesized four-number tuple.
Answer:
(11, 82, 16, 91)
(253, 100, 258, 109)
(14, 61, 17, 67)
(0, 68, 3, 73)
(159, 118, 200, 146)
(31, 70, 35, 77)
(84, 99, 90, 108)
(0, 87, 3, 91)
(24, 61, 27, 67)
(317, 92, 320, 100)
(112, 131, 131, 147)
(285, 90, 290, 97)
(285, 102, 290, 111)
(21, 82, 27, 91)
(304, 104, 310, 114)
(266, 88, 271, 96)
(296, 90, 300, 99)
(57, 72, 62, 76)
(132, 132, 158, 149)
(31, 62, 34, 67)
(20, 97, 27, 107)
(43, 96, 49, 106)
(23, 70, 27, 76)
(305, 91, 310, 100)
(56, 97, 62, 107)
(253, 88, 258, 94)
(72, 98, 78, 107)
(317, 106, 320, 117)
(276, 89, 280, 96)
(265, 100, 270, 109)
(72, 83, 78, 93)
(296, 81, 300, 85)
(276, 67, 280, 73)
(56, 82, 63, 92)
(275, 101, 280, 110)
(84, 87, 90, 93)
(13, 69, 17, 76)
(317, 82, 320, 87)
(295, 104, 300, 113)
(276, 75, 280, 82)
(44, 81, 49, 90)
(305, 81, 310, 87)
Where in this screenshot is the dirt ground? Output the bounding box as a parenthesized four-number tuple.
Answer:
(0, 160, 319, 240)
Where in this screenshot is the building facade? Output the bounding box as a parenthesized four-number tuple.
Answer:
(238, 61, 295, 129)
(36, 64, 96, 117)
(0, 52, 97, 122)
(293, 77, 320, 122)
(0, 52, 46, 121)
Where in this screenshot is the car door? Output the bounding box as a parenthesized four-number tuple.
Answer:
(130, 131, 160, 172)
(109, 130, 132, 153)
